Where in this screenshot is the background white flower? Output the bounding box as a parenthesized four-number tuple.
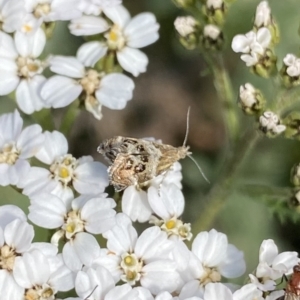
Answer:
(41, 54, 134, 120)
(0, 29, 48, 114)
(0, 110, 44, 186)
(283, 54, 300, 77)
(70, 5, 160, 76)
(19, 130, 108, 202)
(231, 28, 271, 66)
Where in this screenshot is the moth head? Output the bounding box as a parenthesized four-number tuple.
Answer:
(97, 140, 119, 163)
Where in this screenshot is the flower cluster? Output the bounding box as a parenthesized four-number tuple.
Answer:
(173, 0, 226, 51)
(231, 1, 277, 77)
(0, 0, 159, 119)
(234, 1, 300, 138)
(0, 1, 300, 300)
(0, 109, 298, 300)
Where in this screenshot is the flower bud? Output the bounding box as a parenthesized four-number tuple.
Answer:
(282, 112, 300, 139)
(201, 24, 224, 51)
(232, 28, 277, 78)
(202, 0, 227, 26)
(172, 0, 196, 9)
(238, 83, 265, 115)
(254, 1, 279, 44)
(291, 165, 300, 187)
(280, 54, 300, 88)
(259, 111, 286, 137)
(174, 16, 200, 50)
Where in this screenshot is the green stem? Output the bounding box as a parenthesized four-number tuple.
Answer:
(59, 101, 80, 137)
(213, 56, 239, 143)
(202, 53, 239, 144)
(193, 128, 260, 231)
(31, 109, 55, 131)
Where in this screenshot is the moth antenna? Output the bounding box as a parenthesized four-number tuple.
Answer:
(187, 154, 210, 184)
(183, 106, 191, 147)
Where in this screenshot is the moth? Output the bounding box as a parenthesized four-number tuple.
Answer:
(97, 108, 208, 191)
(277, 264, 300, 300)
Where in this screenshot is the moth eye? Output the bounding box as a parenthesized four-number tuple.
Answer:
(141, 156, 148, 162)
(135, 164, 146, 173)
(136, 145, 145, 152)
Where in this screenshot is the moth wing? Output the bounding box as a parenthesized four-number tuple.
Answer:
(284, 294, 300, 300)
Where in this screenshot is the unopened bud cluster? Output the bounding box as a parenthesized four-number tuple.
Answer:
(174, 0, 228, 51)
(231, 1, 277, 78)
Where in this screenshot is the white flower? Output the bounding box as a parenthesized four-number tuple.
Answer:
(206, 0, 223, 9)
(148, 184, 192, 241)
(259, 111, 286, 135)
(180, 282, 264, 300)
(0, 29, 48, 114)
(0, 0, 26, 33)
(283, 54, 300, 77)
(0, 110, 44, 187)
(28, 192, 116, 250)
(254, 1, 271, 28)
(70, 5, 160, 76)
(77, 0, 122, 15)
(179, 229, 246, 298)
(19, 130, 108, 202)
(122, 162, 183, 223)
(96, 214, 180, 295)
(231, 28, 271, 66)
(13, 249, 74, 299)
(0, 205, 35, 300)
(24, 0, 81, 22)
(41, 54, 134, 120)
(239, 83, 257, 108)
(174, 16, 197, 37)
(203, 24, 221, 40)
(250, 239, 299, 291)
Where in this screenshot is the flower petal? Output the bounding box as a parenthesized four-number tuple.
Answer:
(41, 75, 82, 108)
(96, 73, 134, 110)
(77, 41, 108, 67)
(125, 13, 159, 48)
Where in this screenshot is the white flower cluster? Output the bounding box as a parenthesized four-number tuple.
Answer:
(283, 54, 300, 77)
(259, 111, 286, 135)
(0, 0, 159, 119)
(0, 108, 297, 299)
(231, 1, 272, 67)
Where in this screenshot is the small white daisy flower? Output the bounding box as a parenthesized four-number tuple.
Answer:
(96, 213, 180, 295)
(0, 110, 44, 187)
(259, 111, 286, 135)
(283, 54, 300, 77)
(179, 229, 246, 298)
(250, 239, 299, 291)
(13, 249, 74, 299)
(77, 0, 122, 16)
(0, 205, 34, 299)
(148, 184, 192, 241)
(24, 0, 82, 22)
(70, 5, 160, 76)
(41, 53, 134, 120)
(231, 28, 271, 66)
(19, 130, 108, 202)
(0, 29, 48, 114)
(0, 0, 26, 33)
(29, 192, 116, 236)
(121, 162, 183, 223)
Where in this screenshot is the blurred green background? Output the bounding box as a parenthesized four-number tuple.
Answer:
(1, 0, 300, 283)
